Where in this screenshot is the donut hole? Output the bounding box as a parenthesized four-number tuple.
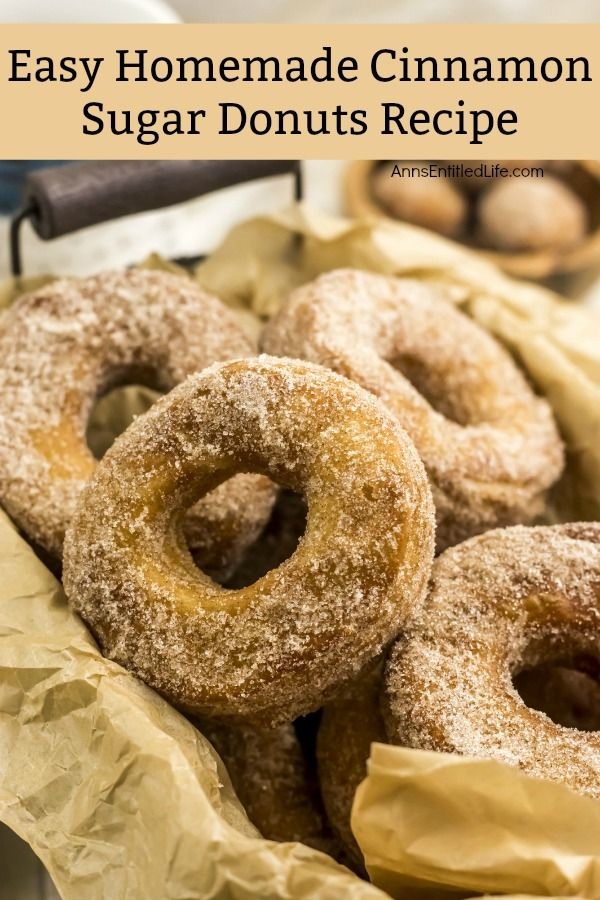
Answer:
(388, 353, 471, 425)
(86, 383, 159, 459)
(514, 663, 600, 732)
(223, 489, 307, 588)
(86, 385, 288, 586)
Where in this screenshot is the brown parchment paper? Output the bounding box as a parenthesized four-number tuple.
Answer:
(352, 744, 600, 900)
(0, 509, 386, 900)
(193, 204, 600, 522)
(2, 206, 600, 898)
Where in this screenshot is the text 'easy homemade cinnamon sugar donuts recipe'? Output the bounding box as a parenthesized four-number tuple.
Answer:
(0, 268, 275, 578)
(262, 268, 564, 550)
(63, 356, 435, 725)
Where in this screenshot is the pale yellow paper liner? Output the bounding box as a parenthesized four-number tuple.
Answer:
(0, 511, 385, 899)
(353, 744, 600, 899)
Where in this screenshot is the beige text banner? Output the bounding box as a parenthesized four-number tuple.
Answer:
(0, 23, 597, 158)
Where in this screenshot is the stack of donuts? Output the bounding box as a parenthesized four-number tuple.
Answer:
(1, 263, 598, 878)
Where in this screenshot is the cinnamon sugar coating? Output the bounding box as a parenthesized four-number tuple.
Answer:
(262, 269, 564, 551)
(63, 357, 435, 724)
(0, 268, 275, 575)
(384, 523, 600, 799)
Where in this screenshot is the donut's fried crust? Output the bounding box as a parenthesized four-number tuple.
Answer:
(384, 523, 600, 799)
(262, 269, 564, 551)
(63, 357, 435, 724)
(0, 269, 275, 574)
(317, 666, 386, 870)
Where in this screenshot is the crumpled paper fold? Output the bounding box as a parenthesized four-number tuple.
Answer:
(352, 744, 600, 899)
(0, 510, 384, 900)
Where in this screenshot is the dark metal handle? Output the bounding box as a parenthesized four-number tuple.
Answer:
(10, 160, 302, 276)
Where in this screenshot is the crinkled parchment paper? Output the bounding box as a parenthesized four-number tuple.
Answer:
(0, 510, 385, 900)
(1, 206, 600, 898)
(353, 744, 600, 899)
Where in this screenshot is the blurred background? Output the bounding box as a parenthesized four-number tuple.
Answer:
(171, 0, 600, 21)
(0, 0, 599, 306)
(4, 0, 599, 22)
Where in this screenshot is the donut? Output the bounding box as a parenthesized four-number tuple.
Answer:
(319, 654, 600, 866)
(262, 269, 564, 550)
(200, 719, 335, 853)
(384, 523, 600, 799)
(0, 268, 275, 577)
(63, 356, 435, 724)
(477, 175, 588, 253)
(317, 666, 386, 870)
(371, 164, 468, 237)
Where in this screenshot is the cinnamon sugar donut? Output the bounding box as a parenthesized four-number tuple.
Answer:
(0, 269, 275, 577)
(384, 523, 600, 798)
(201, 719, 335, 853)
(262, 269, 564, 550)
(317, 666, 386, 870)
(63, 356, 435, 724)
(318, 654, 600, 866)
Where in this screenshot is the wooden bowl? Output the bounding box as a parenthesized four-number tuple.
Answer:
(344, 160, 600, 281)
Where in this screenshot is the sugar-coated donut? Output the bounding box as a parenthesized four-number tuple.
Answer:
(384, 523, 600, 798)
(262, 269, 564, 550)
(477, 175, 588, 253)
(318, 655, 600, 866)
(371, 164, 468, 237)
(0, 269, 275, 576)
(201, 719, 335, 853)
(63, 356, 435, 724)
(317, 666, 386, 870)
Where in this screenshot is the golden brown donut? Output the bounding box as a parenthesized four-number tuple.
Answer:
(262, 269, 564, 551)
(371, 163, 468, 237)
(384, 523, 600, 798)
(317, 667, 386, 870)
(318, 657, 600, 868)
(201, 719, 335, 853)
(63, 356, 435, 724)
(477, 175, 588, 253)
(0, 269, 275, 577)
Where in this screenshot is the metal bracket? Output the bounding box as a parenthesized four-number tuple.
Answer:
(9, 161, 304, 278)
(9, 203, 36, 278)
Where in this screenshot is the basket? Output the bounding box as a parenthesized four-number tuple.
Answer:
(344, 159, 600, 281)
